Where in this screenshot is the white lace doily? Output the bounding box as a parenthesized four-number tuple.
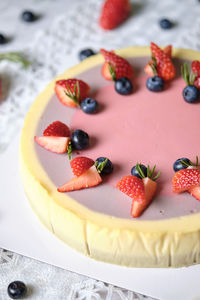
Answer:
(1, 0, 200, 298)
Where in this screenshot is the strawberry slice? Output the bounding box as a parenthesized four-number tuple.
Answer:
(192, 60, 200, 77)
(172, 169, 200, 193)
(188, 186, 200, 201)
(100, 49, 134, 81)
(99, 0, 131, 30)
(70, 156, 94, 176)
(34, 136, 70, 154)
(131, 178, 157, 218)
(43, 121, 70, 137)
(57, 165, 102, 192)
(194, 77, 200, 89)
(150, 42, 175, 81)
(55, 79, 90, 108)
(144, 45, 172, 77)
(116, 175, 145, 200)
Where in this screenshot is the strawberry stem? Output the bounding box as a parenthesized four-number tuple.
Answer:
(64, 81, 80, 106)
(181, 63, 196, 86)
(67, 142, 73, 160)
(95, 158, 108, 174)
(108, 62, 116, 81)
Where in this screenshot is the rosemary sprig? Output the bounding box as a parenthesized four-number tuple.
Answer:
(64, 81, 80, 106)
(136, 163, 160, 181)
(181, 62, 196, 86)
(67, 142, 73, 160)
(95, 158, 108, 174)
(0, 52, 30, 68)
(108, 62, 116, 81)
(149, 55, 158, 76)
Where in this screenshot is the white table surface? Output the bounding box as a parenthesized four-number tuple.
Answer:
(1, 0, 200, 299)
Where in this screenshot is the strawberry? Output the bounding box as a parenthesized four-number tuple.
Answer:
(43, 121, 70, 137)
(150, 42, 175, 81)
(172, 169, 200, 193)
(131, 177, 157, 218)
(99, 0, 131, 30)
(144, 45, 172, 77)
(57, 165, 102, 192)
(70, 156, 94, 176)
(100, 48, 133, 81)
(34, 136, 70, 154)
(194, 77, 200, 89)
(55, 79, 90, 108)
(116, 164, 159, 217)
(188, 186, 200, 201)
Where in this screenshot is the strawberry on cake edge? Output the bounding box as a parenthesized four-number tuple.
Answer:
(20, 46, 200, 268)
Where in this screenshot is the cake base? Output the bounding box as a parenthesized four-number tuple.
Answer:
(1, 135, 200, 300)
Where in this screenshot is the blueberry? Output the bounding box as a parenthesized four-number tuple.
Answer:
(81, 98, 98, 114)
(115, 77, 133, 95)
(146, 76, 164, 92)
(79, 49, 95, 61)
(182, 85, 199, 103)
(159, 19, 173, 29)
(71, 129, 89, 150)
(21, 11, 36, 22)
(0, 33, 7, 44)
(173, 158, 191, 172)
(95, 157, 113, 175)
(131, 164, 147, 178)
(7, 281, 27, 299)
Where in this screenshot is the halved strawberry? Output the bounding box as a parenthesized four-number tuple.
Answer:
(100, 49, 134, 81)
(70, 156, 94, 176)
(57, 165, 102, 192)
(144, 45, 172, 77)
(116, 164, 159, 217)
(131, 177, 157, 218)
(55, 79, 90, 108)
(194, 77, 200, 89)
(43, 121, 70, 137)
(150, 42, 175, 81)
(192, 60, 200, 77)
(172, 169, 200, 193)
(99, 0, 131, 30)
(34, 136, 70, 154)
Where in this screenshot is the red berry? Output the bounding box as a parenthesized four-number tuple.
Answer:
(43, 121, 70, 137)
(116, 175, 145, 201)
(99, 0, 131, 30)
(57, 165, 102, 192)
(100, 48, 133, 81)
(192, 60, 200, 77)
(150, 42, 175, 81)
(172, 169, 200, 193)
(70, 156, 94, 176)
(55, 79, 90, 108)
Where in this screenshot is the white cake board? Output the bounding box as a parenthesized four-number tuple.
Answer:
(1, 135, 200, 300)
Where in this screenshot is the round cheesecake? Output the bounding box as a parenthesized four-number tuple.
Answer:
(20, 46, 200, 268)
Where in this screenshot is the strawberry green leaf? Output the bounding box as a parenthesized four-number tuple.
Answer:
(0, 52, 30, 68)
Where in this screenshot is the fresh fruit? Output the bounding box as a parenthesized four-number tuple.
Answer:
(114, 77, 133, 95)
(172, 169, 200, 193)
(79, 49, 96, 61)
(117, 164, 160, 217)
(80, 97, 98, 114)
(100, 49, 133, 81)
(191, 60, 200, 89)
(194, 77, 200, 89)
(99, 0, 131, 30)
(7, 281, 27, 299)
(57, 165, 102, 192)
(131, 164, 147, 178)
(21, 10, 36, 22)
(146, 76, 164, 92)
(43, 121, 70, 137)
(0, 33, 7, 44)
(181, 63, 199, 103)
(95, 157, 113, 175)
(71, 129, 89, 150)
(173, 158, 192, 172)
(131, 177, 157, 218)
(144, 45, 172, 77)
(34, 136, 70, 154)
(150, 42, 176, 81)
(116, 175, 145, 199)
(159, 18, 173, 29)
(55, 79, 90, 108)
(70, 156, 94, 176)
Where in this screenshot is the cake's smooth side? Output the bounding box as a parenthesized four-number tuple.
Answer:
(20, 46, 200, 268)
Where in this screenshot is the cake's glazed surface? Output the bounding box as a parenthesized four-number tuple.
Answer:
(20, 46, 200, 267)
